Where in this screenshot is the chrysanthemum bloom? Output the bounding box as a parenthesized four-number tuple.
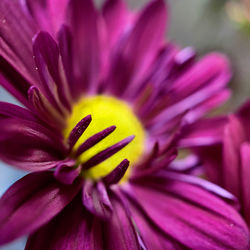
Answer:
(191, 100, 250, 229)
(0, 0, 249, 249)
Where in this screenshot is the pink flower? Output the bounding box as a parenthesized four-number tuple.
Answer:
(0, 0, 248, 249)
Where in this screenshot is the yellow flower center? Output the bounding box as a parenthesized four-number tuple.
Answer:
(64, 95, 145, 180)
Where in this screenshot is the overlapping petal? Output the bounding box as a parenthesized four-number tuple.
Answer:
(0, 172, 82, 245)
(125, 174, 249, 249)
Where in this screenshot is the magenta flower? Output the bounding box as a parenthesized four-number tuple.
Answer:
(0, 0, 249, 249)
(193, 100, 250, 228)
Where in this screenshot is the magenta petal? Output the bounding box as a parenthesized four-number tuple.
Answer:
(108, 0, 167, 96)
(25, 196, 102, 250)
(102, 159, 129, 186)
(223, 115, 246, 198)
(33, 31, 71, 113)
(26, 0, 69, 35)
(0, 172, 82, 245)
(0, 0, 39, 87)
(54, 160, 80, 185)
(102, 0, 129, 49)
(0, 118, 66, 171)
(179, 117, 228, 147)
(0, 58, 31, 107)
(82, 180, 113, 219)
(240, 143, 250, 225)
(67, 115, 92, 151)
(0, 102, 37, 122)
(126, 177, 249, 249)
(171, 53, 231, 100)
(103, 194, 141, 250)
(66, 0, 100, 96)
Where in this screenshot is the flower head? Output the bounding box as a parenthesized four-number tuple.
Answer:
(193, 100, 250, 228)
(0, 0, 249, 249)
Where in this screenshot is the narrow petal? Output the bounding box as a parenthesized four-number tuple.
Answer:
(75, 125, 116, 156)
(240, 143, 250, 225)
(0, 118, 66, 171)
(125, 176, 249, 249)
(26, 196, 103, 250)
(0, 172, 82, 245)
(0, 0, 39, 87)
(26, 0, 69, 35)
(66, 0, 100, 96)
(67, 115, 92, 151)
(82, 180, 113, 219)
(54, 160, 80, 185)
(0, 102, 37, 122)
(82, 135, 134, 170)
(102, 0, 129, 48)
(103, 194, 141, 250)
(179, 117, 228, 147)
(107, 0, 167, 96)
(223, 115, 246, 198)
(33, 31, 70, 113)
(102, 159, 129, 186)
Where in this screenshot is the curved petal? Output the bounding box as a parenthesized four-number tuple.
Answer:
(240, 143, 250, 225)
(26, 0, 69, 35)
(25, 196, 102, 250)
(0, 172, 82, 245)
(66, 0, 100, 97)
(107, 0, 167, 97)
(0, 0, 39, 88)
(0, 118, 66, 171)
(179, 117, 228, 147)
(125, 176, 249, 249)
(102, 194, 141, 250)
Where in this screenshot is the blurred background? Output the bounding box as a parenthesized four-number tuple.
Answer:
(1, 0, 250, 249)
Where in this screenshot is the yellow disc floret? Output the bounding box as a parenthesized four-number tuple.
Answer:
(64, 95, 145, 180)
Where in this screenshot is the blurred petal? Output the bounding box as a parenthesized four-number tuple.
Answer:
(107, 0, 167, 96)
(26, 196, 102, 250)
(126, 176, 249, 249)
(0, 118, 66, 171)
(240, 143, 250, 225)
(103, 194, 141, 250)
(82, 180, 113, 219)
(0, 172, 82, 245)
(66, 0, 100, 96)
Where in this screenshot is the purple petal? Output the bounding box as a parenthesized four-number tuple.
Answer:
(240, 143, 250, 225)
(66, 0, 100, 97)
(25, 196, 103, 250)
(125, 177, 249, 249)
(171, 53, 231, 100)
(33, 31, 71, 113)
(0, 172, 82, 245)
(67, 115, 92, 151)
(223, 115, 246, 198)
(26, 0, 69, 35)
(82, 135, 134, 170)
(0, 102, 37, 122)
(0, 118, 66, 171)
(82, 180, 113, 219)
(57, 25, 74, 98)
(0, 0, 39, 88)
(75, 125, 116, 157)
(103, 194, 141, 250)
(0, 58, 31, 107)
(28, 86, 66, 129)
(54, 160, 80, 185)
(102, 0, 129, 49)
(102, 159, 130, 186)
(179, 117, 228, 147)
(107, 0, 167, 97)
